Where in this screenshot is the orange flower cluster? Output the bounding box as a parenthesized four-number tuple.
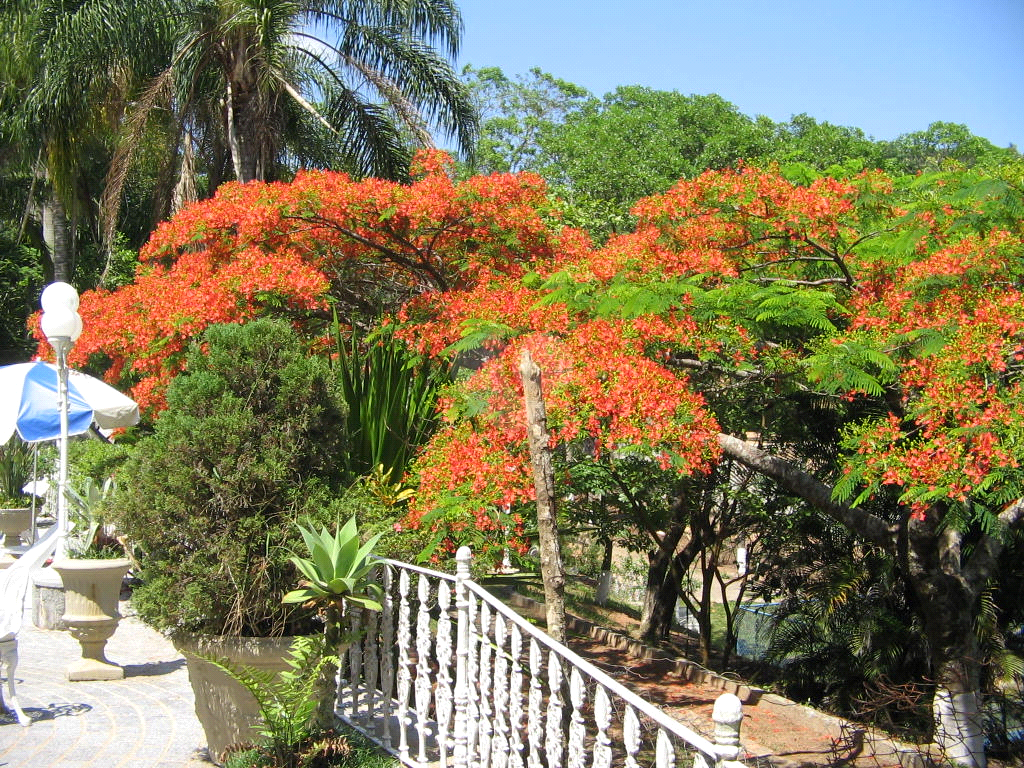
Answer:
(45, 155, 1024, 551)
(39, 153, 565, 411)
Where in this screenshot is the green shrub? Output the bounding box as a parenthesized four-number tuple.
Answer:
(112, 319, 349, 636)
(69, 437, 133, 486)
(330, 479, 430, 565)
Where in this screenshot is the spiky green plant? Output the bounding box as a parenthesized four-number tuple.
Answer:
(283, 518, 384, 614)
(283, 517, 384, 729)
(0, 437, 33, 506)
(333, 324, 451, 483)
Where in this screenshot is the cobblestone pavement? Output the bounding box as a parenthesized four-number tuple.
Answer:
(0, 600, 213, 767)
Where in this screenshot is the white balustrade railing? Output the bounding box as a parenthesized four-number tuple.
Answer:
(335, 547, 746, 768)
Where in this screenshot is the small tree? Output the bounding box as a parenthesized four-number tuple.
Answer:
(112, 319, 348, 637)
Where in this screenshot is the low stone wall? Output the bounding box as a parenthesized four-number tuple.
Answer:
(506, 591, 763, 703)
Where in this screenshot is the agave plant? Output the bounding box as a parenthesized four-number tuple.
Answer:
(283, 517, 384, 613)
(283, 517, 384, 728)
(65, 476, 121, 557)
(283, 516, 385, 654)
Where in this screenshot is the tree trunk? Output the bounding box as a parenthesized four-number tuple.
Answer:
(172, 132, 198, 214)
(42, 187, 73, 283)
(637, 503, 706, 644)
(696, 547, 719, 666)
(519, 349, 567, 644)
(643, 555, 681, 642)
(595, 538, 613, 606)
(917, 582, 986, 767)
(906, 516, 988, 767)
(637, 520, 686, 642)
(226, 78, 261, 183)
(716, 432, 1008, 768)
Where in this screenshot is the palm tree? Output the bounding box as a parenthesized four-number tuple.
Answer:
(0, 0, 114, 284)
(21, 0, 477, 256)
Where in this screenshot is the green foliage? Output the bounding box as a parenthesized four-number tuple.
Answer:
(315, 479, 427, 565)
(762, 519, 931, 732)
(204, 635, 338, 768)
(881, 121, 1018, 174)
(561, 453, 680, 553)
(804, 335, 899, 399)
(223, 726, 393, 768)
(767, 114, 884, 173)
(112, 319, 349, 636)
(65, 476, 121, 558)
(60, 438, 134, 557)
(333, 326, 452, 482)
(544, 88, 774, 207)
(0, 226, 46, 365)
(283, 518, 384, 612)
(68, 437, 133, 480)
(461, 66, 594, 176)
(0, 437, 33, 506)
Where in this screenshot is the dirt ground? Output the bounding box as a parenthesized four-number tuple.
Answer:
(505, 587, 925, 768)
(565, 633, 914, 768)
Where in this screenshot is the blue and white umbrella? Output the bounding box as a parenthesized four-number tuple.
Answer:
(0, 361, 140, 444)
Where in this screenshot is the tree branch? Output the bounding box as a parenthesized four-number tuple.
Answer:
(716, 433, 896, 553)
(963, 498, 1024, 592)
(751, 276, 852, 287)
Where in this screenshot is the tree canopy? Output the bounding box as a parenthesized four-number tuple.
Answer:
(395, 161, 1024, 767)
(56, 142, 1024, 764)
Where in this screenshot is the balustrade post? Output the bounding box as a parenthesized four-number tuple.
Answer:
(711, 693, 744, 767)
(452, 546, 473, 768)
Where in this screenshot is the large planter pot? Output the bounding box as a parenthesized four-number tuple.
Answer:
(51, 557, 131, 681)
(174, 633, 303, 765)
(0, 507, 32, 556)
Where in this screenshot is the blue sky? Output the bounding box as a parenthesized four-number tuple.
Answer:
(452, 0, 1023, 148)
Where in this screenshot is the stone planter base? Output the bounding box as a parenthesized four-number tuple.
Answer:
(52, 558, 131, 681)
(66, 617, 123, 681)
(174, 634, 301, 764)
(32, 567, 66, 630)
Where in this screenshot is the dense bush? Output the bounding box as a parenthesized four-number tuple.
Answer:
(112, 319, 349, 636)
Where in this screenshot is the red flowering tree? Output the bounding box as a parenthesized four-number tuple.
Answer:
(44, 151, 568, 412)
(59, 149, 1024, 763)
(402, 164, 1024, 767)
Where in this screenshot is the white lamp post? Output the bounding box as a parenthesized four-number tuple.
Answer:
(40, 281, 82, 554)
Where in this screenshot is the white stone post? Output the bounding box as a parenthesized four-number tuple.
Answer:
(712, 693, 744, 767)
(452, 546, 472, 768)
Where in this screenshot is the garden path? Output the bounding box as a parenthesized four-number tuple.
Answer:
(566, 633, 913, 768)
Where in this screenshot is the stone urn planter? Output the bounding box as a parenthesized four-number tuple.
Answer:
(174, 634, 303, 764)
(51, 557, 131, 681)
(0, 507, 32, 555)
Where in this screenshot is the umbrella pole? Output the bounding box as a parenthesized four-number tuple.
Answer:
(55, 340, 71, 557)
(31, 444, 38, 543)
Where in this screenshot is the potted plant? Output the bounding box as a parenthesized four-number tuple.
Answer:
(0, 438, 35, 558)
(108, 319, 350, 763)
(50, 476, 132, 681)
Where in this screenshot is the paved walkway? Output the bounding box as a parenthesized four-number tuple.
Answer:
(0, 598, 212, 767)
